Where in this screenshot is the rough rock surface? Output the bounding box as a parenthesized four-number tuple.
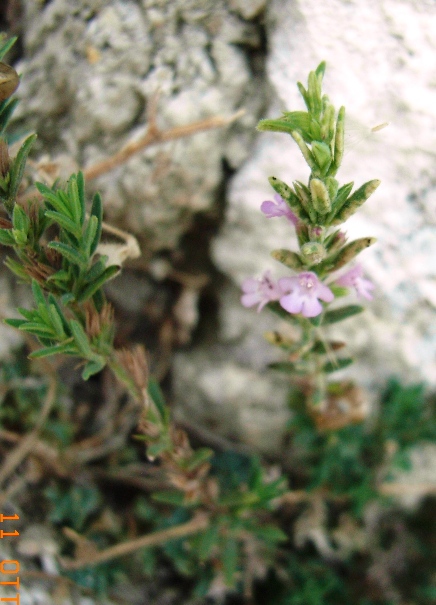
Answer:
(12, 0, 268, 251)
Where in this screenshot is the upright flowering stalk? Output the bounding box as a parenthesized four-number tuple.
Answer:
(242, 62, 379, 429)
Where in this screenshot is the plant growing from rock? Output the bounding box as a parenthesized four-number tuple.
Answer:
(244, 61, 379, 430)
(1, 33, 436, 604)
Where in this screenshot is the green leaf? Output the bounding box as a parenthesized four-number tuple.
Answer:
(8, 134, 37, 201)
(222, 537, 239, 586)
(67, 174, 82, 226)
(271, 248, 305, 271)
(69, 319, 93, 357)
(36, 183, 71, 217)
(322, 305, 364, 324)
(31, 279, 47, 307)
(322, 357, 354, 373)
(0, 228, 14, 245)
(253, 524, 287, 543)
(44, 210, 81, 238)
(12, 204, 30, 233)
(4, 318, 28, 329)
(0, 98, 19, 135)
(29, 340, 77, 359)
(76, 171, 86, 226)
(183, 447, 213, 472)
(0, 36, 17, 61)
(89, 192, 103, 255)
(76, 264, 119, 303)
(82, 357, 106, 379)
(17, 322, 55, 337)
(152, 491, 187, 506)
(48, 241, 87, 268)
(196, 523, 220, 561)
(148, 377, 167, 419)
(82, 215, 98, 256)
(331, 179, 381, 225)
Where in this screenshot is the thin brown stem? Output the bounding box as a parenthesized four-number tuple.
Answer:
(83, 109, 245, 181)
(0, 372, 57, 487)
(60, 513, 209, 570)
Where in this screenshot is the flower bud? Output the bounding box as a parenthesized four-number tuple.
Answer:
(301, 241, 327, 265)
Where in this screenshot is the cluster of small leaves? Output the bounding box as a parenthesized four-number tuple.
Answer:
(288, 379, 436, 513)
(0, 171, 119, 378)
(136, 453, 288, 595)
(258, 62, 380, 232)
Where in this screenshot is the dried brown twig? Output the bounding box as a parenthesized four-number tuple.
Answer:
(83, 95, 245, 181)
(60, 512, 209, 570)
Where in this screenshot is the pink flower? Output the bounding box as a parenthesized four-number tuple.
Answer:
(241, 270, 284, 312)
(261, 194, 298, 225)
(279, 272, 334, 318)
(335, 264, 374, 300)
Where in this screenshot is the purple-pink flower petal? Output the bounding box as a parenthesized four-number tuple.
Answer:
(335, 264, 375, 301)
(260, 194, 298, 225)
(278, 272, 334, 318)
(241, 270, 284, 312)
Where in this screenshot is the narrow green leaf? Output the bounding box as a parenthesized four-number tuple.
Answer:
(48, 241, 87, 268)
(18, 322, 55, 337)
(31, 280, 46, 307)
(4, 318, 27, 329)
(66, 175, 81, 226)
(268, 176, 309, 222)
(319, 237, 376, 272)
(8, 134, 37, 200)
(0, 228, 14, 245)
(197, 523, 220, 561)
(48, 294, 71, 335)
(4, 257, 29, 279)
(44, 210, 81, 238)
(222, 538, 239, 586)
(271, 248, 305, 270)
(323, 357, 354, 373)
(12, 204, 30, 233)
(183, 447, 213, 472)
(29, 339, 77, 359)
(0, 98, 19, 134)
(16, 306, 35, 321)
(82, 357, 106, 380)
(76, 172, 86, 226)
(69, 319, 93, 357)
(89, 192, 103, 255)
(0, 36, 17, 60)
(48, 303, 67, 339)
(152, 491, 187, 506)
(291, 130, 317, 172)
(82, 215, 98, 257)
(253, 524, 287, 543)
(323, 305, 364, 324)
(148, 377, 167, 419)
(331, 179, 381, 224)
(76, 264, 120, 302)
(330, 105, 345, 176)
(82, 256, 108, 282)
(36, 183, 69, 214)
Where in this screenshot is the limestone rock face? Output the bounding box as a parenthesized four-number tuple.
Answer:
(13, 0, 267, 250)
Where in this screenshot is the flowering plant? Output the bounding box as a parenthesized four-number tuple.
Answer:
(2, 33, 435, 604)
(243, 61, 379, 427)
